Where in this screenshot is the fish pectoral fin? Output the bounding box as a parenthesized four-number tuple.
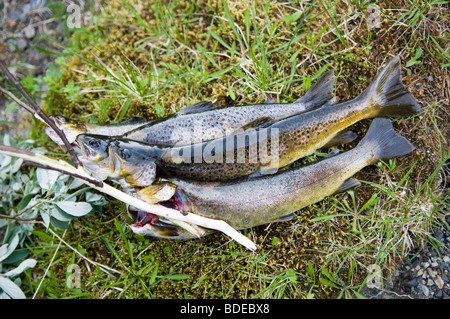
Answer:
(334, 177, 361, 195)
(324, 148, 340, 158)
(272, 213, 296, 223)
(136, 180, 177, 204)
(322, 130, 358, 148)
(176, 101, 218, 115)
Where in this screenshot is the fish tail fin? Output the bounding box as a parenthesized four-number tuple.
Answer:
(358, 56, 422, 117)
(360, 118, 415, 164)
(294, 69, 335, 109)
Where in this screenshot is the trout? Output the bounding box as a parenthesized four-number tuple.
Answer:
(129, 118, 415, 237)
(77, 56, 420, 186)
(45, 117, 149, 150)
(47, 70, 335, 147)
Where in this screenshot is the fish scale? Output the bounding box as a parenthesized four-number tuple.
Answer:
(156, 56, 420, 182)
(48, 70, 336, 148)
(76, 56, 421, 188)
(131, 118, 416, 236)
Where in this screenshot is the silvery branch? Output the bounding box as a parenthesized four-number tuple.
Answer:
(0, 144, 257, 251)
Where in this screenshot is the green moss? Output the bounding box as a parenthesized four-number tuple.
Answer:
(28, 0, 449, 299)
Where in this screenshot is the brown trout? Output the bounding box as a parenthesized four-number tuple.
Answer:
(77, 56, 421, 186)
(47, 70, 335, 147)
(129, 118, 415, 237)
(45, 116, 149, 149)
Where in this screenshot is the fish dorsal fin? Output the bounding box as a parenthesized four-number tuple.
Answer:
(334, 178, 361, 195)
(119, 116, 148, 124)
(239, 116, 275, 131)
(294, 69, 336, 110)
(176, 101, 218, 115)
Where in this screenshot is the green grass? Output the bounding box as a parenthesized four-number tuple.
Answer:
(1, 0, 449, 299)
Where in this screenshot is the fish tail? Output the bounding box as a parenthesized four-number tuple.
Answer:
(358, 56, 422, 117)
(360, 118, 415, 164)
(294, 69, 335, 109)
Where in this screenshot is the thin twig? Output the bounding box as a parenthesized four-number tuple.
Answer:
(0, 59, 81, 167)
(0, 144, 257, 251)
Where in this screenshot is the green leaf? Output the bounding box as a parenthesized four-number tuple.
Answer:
(5, 102, 18, 115)
(283, 11, 302, 24)
(167, 274, 189, 280)
(0, 234, 19, 263)
(228, 83, 236, 100)
(319, 276, 338, 288)
(154, 104, 165, 118)
(3, 259, 36, 278)
(310, 214, 348, 223)
(56, 201, 93, 217)
(36, 168, 60, 191)
(0, 276, 26, 299)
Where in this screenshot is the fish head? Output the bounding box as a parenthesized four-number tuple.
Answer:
(108, 139, 158, 187)
(127, 206, 202, 239)
(51, 115, 87, 144)
(76, 134, 112, 180)
(45, 115, 86, 150)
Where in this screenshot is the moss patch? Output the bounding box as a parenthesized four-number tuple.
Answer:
(28, 0, 449, 299)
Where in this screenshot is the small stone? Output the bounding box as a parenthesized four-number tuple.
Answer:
(417, 269, 423, 276)
(434, 275, 445, 289)
(23, 25, 35, 39)
(427, 278, 435, 286)
(443, 256, 450, 263)
(407, 278, 419, 287)
(5, 20, 17, 28)
(427, 267, 437, 278)
(422, 285, 430, 296)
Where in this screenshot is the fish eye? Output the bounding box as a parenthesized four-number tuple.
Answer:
(89, 139, 100, 148)
(120, 148, 132, 159)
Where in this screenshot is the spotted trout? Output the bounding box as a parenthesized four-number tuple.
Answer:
(45, 116, 149, 150)
(129, 118, 415, 237)
(46, 69, 335, 147)
(77, 56, 421, 186)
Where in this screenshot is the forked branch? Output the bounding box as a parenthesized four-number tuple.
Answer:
(0, 144, 257, 251)
(0, 59, 81, 167)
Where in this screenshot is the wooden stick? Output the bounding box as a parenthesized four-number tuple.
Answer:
(0, 144, 257, 251)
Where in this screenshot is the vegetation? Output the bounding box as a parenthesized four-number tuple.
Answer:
(0, 0, 448, 298)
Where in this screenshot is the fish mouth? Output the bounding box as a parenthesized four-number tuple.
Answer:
(127, 206, 182, 238)
(134, 209, 160, 227)
(127, 191, 185, 228)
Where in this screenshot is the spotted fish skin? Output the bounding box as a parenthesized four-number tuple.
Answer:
(46, 70, 335, 147)
(45, 116, 149, 147)
(158, 56, 421, 181)
(78, 57, 421, 185)
(161, 118, 415, 231)
(122, 70, 335, 145)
